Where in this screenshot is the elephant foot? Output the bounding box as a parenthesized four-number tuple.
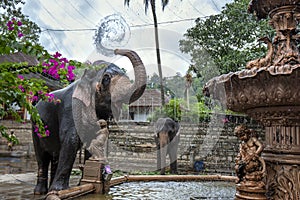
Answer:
(49, 182, 68, 192)
(34, 178, 48, 195)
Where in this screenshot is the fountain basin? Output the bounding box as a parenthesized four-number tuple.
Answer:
(248, 0, 300, 19)
(77, 174, 237, 200)
(205, 65, 300, 114)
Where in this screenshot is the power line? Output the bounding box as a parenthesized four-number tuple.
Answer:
(46, 30, 73, 56)
(41, 17, 203, 32)
(83, 0, 103, 18)
(187, 0, 206, 17)
(41, 28, 96, 32)
(66, 0, 95, 27)
(211, 0, 221, 12)
(54, 0, 91, 28)
(46, 31, 61, 52)
(36, 0, 71, 29)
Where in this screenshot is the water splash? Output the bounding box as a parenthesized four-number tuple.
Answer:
(94, 14, 131, 57)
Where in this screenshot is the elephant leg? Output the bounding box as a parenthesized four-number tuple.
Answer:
(154, 135, 161, 171)
(50, 152, 59, 186)
(168, 135, 179, 174)
(158, 131, 168, 175)
(49, 130, 80, 192)
(34, 152, 51, 195)
(32, 132, 51, 195)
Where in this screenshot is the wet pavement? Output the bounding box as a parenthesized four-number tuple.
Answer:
(0, 172, 82, 200)
(0, 155, 82, 200)
(0, 155, 155, 199)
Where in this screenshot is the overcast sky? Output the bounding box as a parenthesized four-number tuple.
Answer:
(22, 0, 233, 77)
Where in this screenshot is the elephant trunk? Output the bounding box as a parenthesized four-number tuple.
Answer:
(113, 49, 147, 104)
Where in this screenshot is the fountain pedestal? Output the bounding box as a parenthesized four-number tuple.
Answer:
(204, 1, 300, 199)
(235, 185, 266, 200)
(80, 160, 111, 194)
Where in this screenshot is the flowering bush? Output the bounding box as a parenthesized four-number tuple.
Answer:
(0, 1, 81, 138)
(42, 52, 76, 83)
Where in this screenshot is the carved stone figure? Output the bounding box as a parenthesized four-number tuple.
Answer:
(246, 37, 273, 69)
(234, 124, 266, 189)
(87, 119, 109, 162)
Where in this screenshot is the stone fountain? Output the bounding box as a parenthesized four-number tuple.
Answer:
(204, 0, 300, 199)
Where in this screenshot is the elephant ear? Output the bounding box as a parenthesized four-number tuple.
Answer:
(72, 69, 97, 107)
(72, 69, 100, 147)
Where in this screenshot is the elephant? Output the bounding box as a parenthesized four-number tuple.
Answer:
(154, 117, 180, 175)
(32, 49, 146, 195)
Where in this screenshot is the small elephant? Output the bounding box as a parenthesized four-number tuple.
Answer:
(32, 49, 146, 194)
(154, 117, 180, 175)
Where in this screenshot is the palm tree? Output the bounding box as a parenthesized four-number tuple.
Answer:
(124, 0, 169, 106)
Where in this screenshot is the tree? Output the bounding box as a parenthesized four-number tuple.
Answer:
(124, 0, 170, 106)
(0, 0, 80, 139)
(179, 0, 273, 76)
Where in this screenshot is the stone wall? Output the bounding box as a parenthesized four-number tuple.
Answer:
(108, 119, 264, 175)
(0, 118, 264, 175)
(0, 120, 34, 156)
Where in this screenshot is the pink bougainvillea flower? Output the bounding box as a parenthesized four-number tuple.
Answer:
(54, 52, 62, 58)
(42, 62, 50, 67)
(17, 21, 22, 26)
(29, 95, 39, 103)
(49, 59, 58, 66)
(8, 25, 14, 31)
(45, 93, 55, 102)
(6, 21, 13, 27)
(17, 75, 24, 80)
(18, 31, 24, 38)
(45, 130, 50, 136)
(59, 63, 65, 69)
(38, 90, 44, 95)
(34, 125, 39, 133)
(59, 57, 68, 63)
(67, 72, 75, 81)
(18, 85, 25, 92)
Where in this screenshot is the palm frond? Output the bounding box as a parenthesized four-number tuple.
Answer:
(161, 0, 169, 11)
(124, 0, 130, 6)
(144, 0, 150, 13)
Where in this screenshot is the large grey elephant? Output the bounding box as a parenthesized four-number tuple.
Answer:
(154, 117, 180, 175)
(32, 49, 146, 194)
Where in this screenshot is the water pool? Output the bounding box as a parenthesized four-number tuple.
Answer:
(79, 181, 235, 200)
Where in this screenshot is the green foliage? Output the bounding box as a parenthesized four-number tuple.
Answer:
(181, 100, 211, 123)
(163, 98, 182, 121)
(179, 0, 274, 76)
(0, 125, 19, 145)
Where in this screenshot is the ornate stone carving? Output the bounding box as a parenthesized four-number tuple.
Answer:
(266, 164, 300, 199)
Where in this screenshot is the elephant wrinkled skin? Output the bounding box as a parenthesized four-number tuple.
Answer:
(32, 49, 146, 195)
(154, 117, 180, 175)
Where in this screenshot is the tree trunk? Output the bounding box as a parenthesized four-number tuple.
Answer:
(150, 0, 165, 106)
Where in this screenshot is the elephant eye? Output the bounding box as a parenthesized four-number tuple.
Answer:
(102, 75, 111, 86)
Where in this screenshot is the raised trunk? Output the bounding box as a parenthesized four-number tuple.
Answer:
(113, 49, 147, 104)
